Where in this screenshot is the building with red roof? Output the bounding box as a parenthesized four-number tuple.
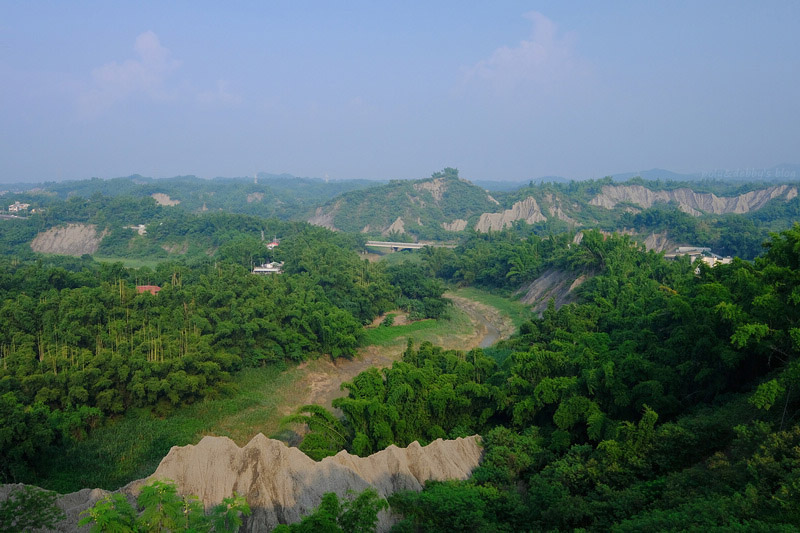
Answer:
(136, 285, 162, 295)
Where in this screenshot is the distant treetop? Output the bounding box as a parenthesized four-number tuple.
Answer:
(431, 168, 459, 180)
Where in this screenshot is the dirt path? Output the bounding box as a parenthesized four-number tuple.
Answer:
(294, 293, 515, 412)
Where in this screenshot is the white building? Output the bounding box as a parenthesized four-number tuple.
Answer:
(665, 246, 732, 269)
(253, 261, 284, 274)
(8, 201, 30, 213)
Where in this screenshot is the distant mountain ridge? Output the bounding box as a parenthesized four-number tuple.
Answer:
(4, 164, 797, 192)
(307, 170, 799, 240)
(473, 164, 800, 190)
(610, 168, 701, 182)
(609, 164, 800, 182)
(2, 174, 379, 220)
(5, 167, 800, 260)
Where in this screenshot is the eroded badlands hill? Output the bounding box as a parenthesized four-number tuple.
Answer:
(307, 172, 499, 235)
(309, 177, 798, 238)
(589, 183, 797, 215)
(30, 224, 107, 256)
(2, 434, 483, 532)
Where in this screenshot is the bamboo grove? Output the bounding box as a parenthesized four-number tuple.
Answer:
(0, 227, 447, 482)
(293, 226, 800, 531)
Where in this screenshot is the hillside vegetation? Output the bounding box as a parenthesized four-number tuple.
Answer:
(0, 223, 454, 485)
(4, 172, 800, 261)
(3, 173, 378, 220)
(308, 168, 500, 238)
(2, 173, 800, 531)
(295, 227, 800, 531)
(306, 175, 800, 262)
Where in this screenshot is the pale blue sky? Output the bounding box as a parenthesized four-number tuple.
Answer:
(1, 1, 798, 182)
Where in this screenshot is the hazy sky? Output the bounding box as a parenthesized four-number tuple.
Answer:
(1, 1, 798, 183)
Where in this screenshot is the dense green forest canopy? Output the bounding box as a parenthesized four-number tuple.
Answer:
(292, 226, 800, 531)
(2, 177, 800, 530)
(0, 224, 449, 483)
(0, 192, 368, 260)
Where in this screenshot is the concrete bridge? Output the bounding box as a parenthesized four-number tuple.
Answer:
(365, 240, 456, 251)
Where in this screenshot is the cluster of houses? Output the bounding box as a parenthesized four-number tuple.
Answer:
(665, 246, 733, 268)
(8, 201, 30, 213)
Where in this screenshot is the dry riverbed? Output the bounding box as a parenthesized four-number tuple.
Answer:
(217, 292, 517, 443)
(291, 292, 515, 413)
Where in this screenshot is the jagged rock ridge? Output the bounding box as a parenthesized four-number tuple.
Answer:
(589, 184, 797, 216)
(474, 196, 547, 232)
(412, 177, 447, 202)
(146, 434, 482, 532)
(4, 434, 482, 532)
(643, 231, 675, 252)
(310, 180, 798, 238)
(442, 219, 468, 232)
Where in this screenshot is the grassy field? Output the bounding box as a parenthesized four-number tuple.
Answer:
(376, 249, 424, 266)
(448, 286, 533, 329)
(362, 306, 472, 348)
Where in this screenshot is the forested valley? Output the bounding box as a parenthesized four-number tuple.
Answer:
(1, 179, 799, 531)
(0, 222, 448, 485)
(295, 227, 800, 530)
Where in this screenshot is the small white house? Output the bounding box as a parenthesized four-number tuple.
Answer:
(125, 224, 148, 235)
(253, 261, 284, 274)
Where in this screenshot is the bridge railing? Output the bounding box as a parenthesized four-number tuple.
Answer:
(364, 240, 456, 250)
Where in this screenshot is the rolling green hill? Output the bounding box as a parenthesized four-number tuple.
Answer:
(307, 168, 502, 239)
(3, 173, 380, 220)
(306, 172, 800, 259)
(3, 171, 800, 262)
